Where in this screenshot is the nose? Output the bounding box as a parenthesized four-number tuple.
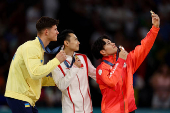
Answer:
(57, 30, 59, 34)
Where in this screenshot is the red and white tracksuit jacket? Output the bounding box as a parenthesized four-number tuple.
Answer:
(52, 53, 96, 113)
(96, 25, 159, 113)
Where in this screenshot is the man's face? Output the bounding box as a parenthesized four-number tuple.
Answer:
(101, 38, 118, 56)
(48, 25, 59, 41)
(66, 33, 80, 51)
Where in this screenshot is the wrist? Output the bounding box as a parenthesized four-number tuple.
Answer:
(153, 24, 159, 28)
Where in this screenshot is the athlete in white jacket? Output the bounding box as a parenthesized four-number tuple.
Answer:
(52, 29, 96, 113)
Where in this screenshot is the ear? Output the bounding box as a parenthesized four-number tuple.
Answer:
(100, 50, 106, 56)
(44, 29, 49, 36)
(64, 40, 69, 47)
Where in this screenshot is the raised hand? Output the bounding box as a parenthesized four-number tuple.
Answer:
(119, 46, 128, 60)
(150, 11, 160, 28)
(55, 50, 67, 63)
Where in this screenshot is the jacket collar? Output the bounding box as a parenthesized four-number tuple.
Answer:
(35, 37, 45, 52)
(66, 52, 76, 63)
(102, 54, 117, 64)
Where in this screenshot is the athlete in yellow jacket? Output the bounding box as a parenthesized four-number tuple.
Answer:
(4, 17, 66, 113)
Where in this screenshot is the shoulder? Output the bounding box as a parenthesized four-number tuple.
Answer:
(75, 53, 88, 60)
(97, 62, 109, 71)
(23, 39, 41, 51)
(75, 53, 87, 57)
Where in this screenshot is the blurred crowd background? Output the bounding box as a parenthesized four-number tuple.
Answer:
(0, 0, 170, 111)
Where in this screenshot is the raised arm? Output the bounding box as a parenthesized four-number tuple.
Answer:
(129, 12, 160, 74)
(23, 46, 61, 79)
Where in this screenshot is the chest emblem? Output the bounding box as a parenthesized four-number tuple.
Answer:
(98, 69, 102, 75)
(123, 62, 127, 68)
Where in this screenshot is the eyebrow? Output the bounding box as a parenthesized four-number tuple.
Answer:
(74, 36, 78, 39)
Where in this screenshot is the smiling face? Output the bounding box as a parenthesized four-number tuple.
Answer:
(64, 33, 80, 52)
(47, 25, 59, 41)
(100, 38, 118, 56)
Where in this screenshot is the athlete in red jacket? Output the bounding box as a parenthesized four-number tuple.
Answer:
(91, 12, 160, 113)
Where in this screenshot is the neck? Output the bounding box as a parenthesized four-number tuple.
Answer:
(38, 35, 50, 47)
(103, 54, 115, 57)
(64, 48, 74, 57)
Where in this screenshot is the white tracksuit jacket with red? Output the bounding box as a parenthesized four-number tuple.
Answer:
(52, 53, 96, 113)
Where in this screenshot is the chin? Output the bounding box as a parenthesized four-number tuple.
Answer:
(112, 51, 117, 55)
(53, 38, 57, 41)
(75, 48, 79, 51)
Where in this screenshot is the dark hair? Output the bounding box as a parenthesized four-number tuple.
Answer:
(36, 16, 59, 33)
(91, 35, 111, 59)
(58, 29, 74, 43)
(48, 29, 74, 50)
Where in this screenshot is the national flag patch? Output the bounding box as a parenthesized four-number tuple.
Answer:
(25, 103, 30, 107)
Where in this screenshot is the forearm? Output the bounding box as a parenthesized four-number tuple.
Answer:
(29, 58, 60, 79)
(130, 25, 160, 73)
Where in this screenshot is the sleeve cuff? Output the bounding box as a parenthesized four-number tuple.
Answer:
(52, 58, 60, 67)
(151, 25, 160, 33)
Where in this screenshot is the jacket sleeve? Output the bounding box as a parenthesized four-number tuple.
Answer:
(129, 25, 160, 74)
(99, 58, 125, 87)
(87, 57, 96, 81)
(52, 66, 80, 91)
(23, 46, 60, 80)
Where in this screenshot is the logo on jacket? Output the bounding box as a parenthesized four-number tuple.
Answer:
(123, 62, 127, 68)
(98, 69, 102, 75)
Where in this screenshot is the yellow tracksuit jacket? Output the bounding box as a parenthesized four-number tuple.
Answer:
(4, 37, 60, 106)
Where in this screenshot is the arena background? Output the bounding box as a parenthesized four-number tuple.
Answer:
(0, 0, 170, 113)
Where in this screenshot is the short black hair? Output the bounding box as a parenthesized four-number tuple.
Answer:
(91, 35, 111, 59)
(48, 29, 74, 50)
(58, 29, 74, 43)
(36, 16, 59, 33)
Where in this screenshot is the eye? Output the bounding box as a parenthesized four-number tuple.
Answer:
(107, 42, 111, 45)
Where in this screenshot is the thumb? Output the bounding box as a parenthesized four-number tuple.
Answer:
(119, 45, 125, 51)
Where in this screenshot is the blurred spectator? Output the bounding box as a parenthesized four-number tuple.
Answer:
(0, 38, 11, 106)
(101, 0, 124, 34)
(8, 3, 26, 33)
(26, 1, 42, 37)
(150, 64, 170, 109)
(0, 38, 11, 81)
(43, 0, 60, 18)
(4, 27, 19, 53)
